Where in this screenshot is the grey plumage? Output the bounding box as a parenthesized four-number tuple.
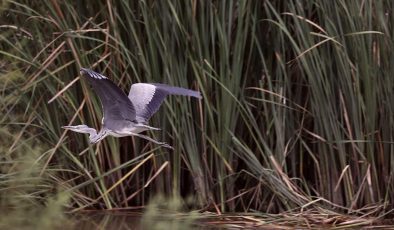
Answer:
(62, 68, 201, 149)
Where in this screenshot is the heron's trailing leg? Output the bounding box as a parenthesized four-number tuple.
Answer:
(131, 132, 173, 149)
(134, 123, 161, 131)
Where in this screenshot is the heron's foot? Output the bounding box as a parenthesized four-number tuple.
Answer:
(161, 142, 174, 150)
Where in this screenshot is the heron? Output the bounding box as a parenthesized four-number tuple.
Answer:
(62, 68, 202, 149)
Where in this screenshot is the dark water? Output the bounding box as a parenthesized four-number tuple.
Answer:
(71, 211, 224, 230)
(72, 212, 142, 230)
(71, 212, 394, 230)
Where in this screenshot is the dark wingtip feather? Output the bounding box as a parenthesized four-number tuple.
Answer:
(80, 68, 107, 80)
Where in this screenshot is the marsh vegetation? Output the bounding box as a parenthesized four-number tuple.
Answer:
(1, 0, 394, 228)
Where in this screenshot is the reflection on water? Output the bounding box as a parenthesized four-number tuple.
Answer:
(72, 212, 142, 230)
(61, 210, 394, 230)
(71, 211, 222, 230)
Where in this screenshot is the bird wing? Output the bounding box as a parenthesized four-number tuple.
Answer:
(80, 68, 136, 124)
(128, 83, 202, 123)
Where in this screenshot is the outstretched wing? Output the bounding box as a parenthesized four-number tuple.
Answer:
(128, 83, 202, 123)
(80, 68, 136, 125)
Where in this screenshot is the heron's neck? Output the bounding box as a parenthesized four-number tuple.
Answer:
(86, 129, 98, 139)
(90, 128, 109, 143)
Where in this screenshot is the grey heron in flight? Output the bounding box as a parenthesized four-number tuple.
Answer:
(62, 68, 201, 149)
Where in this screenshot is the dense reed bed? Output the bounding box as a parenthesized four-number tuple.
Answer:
(1, 0, 394, 226)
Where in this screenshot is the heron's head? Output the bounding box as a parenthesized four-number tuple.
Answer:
(62, 125, 97, 135)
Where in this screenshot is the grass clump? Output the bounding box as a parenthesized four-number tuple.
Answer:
(0, 129, 71, 229)
(141, 195, 200, 230)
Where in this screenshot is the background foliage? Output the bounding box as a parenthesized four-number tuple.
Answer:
(1, 0, 393, 219)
